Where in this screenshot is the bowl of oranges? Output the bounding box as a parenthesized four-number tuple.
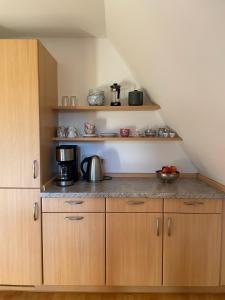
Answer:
(156, 166, 180, 183)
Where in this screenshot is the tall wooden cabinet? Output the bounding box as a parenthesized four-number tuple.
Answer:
(0, 39, 57, 188)
(0, 39, 57, 285)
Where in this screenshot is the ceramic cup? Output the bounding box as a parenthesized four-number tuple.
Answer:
(84, 122, 96, 135)
(120, 128, 130, 137)
(169, 131, 176, 138)
(57, 126, 66, 138)
(67, 127, 78, 138)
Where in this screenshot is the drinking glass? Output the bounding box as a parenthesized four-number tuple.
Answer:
(70, 96, 77, 106)
(62, 96, 69, 106)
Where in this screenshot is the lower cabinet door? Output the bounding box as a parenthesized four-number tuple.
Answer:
(163, 213, 221, 286)
(0, 189, 42, 285)
(106, 213, 163, 286)
(43, 213, 105, 285)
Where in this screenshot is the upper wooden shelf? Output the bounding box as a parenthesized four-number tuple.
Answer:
(53, 103, 161, 112)
(52, 136, 182, 142)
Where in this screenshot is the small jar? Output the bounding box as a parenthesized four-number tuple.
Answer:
(87, 89, 105, 106)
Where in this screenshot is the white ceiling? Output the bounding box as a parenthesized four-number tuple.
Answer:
(0, 0, 106, 37)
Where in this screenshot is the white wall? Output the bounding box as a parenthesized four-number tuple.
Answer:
(105, 0, 225, 182)
(41, 37, 196, 173)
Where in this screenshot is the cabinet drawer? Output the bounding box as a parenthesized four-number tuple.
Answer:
(106, 198, 163, 212)
(164, 198, 222, 213)
(42, 197, 105, 212)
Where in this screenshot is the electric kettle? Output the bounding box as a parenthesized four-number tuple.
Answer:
(80, 155, 103, 182)
(81, 155, 112, 182)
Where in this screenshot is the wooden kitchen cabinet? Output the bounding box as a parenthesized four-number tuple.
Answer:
(0, 39, 57, 188)
(220, 201, 225, 285)
(163, 213, 221, 286)
(0, 189, 42, 285)
(43, 212, 105, 285)
(106, 213, 162, 286)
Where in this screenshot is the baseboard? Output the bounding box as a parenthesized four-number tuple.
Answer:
(198, 174, 225, 193)
(1, 285, 225, 293)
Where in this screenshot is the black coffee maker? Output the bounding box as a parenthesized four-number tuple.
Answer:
(55, 145, 79, 187)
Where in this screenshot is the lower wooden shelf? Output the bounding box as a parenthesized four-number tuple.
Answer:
(52, 136, 182, 142)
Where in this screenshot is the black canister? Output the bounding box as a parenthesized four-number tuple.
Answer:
(128, 90, 143, 106)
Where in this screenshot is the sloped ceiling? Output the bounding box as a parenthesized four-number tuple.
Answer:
(105, 0, 225, 184)
(0, 0, 106, 37)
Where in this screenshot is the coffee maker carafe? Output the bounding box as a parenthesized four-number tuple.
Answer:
(55, 145, 79, 187)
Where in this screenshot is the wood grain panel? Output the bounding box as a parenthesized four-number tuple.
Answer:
(106, 198, 162, 212)
(0, 39, 40, 188)
(106, 213, 162, 286)
(164, 199, 222, 214)
(220, 200, 225, 285)
(53, 136, 182, 142)
(0, 189, 42, 285)
(42, 197, 105, 212)
(43, 213, 105, 285)
(163, 213, 221, 286)
(0, 292, 225, 300)
(1, 292, 225, 300)
(53, 103, 161, 111)
(38, 41, 58, 186)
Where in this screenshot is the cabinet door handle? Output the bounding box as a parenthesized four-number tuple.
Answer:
(156, 218, 160, 236)
(183, 201, 195, 206)
(64, 200, 84, 205)
(33, 160, 38, 179)
(33, 202, 39, 221)
(65, 216, 84, 221)
(167, 217, 172, 236)
(127, 200, 145, 205)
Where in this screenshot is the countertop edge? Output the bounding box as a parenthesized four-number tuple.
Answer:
(40, 192, 225, 199)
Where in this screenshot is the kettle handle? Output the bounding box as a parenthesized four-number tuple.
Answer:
(80, 157, 90, 178)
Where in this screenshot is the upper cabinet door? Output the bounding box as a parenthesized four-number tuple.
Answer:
(0, 40, 40, 188)
(106, 213, 162, 286)
(0, 189, 42, 285)
(163, 213, 221, 286)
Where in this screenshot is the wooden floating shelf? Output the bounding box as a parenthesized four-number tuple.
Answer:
(53, 103, 161, 112)
(52, 136, 182, 142)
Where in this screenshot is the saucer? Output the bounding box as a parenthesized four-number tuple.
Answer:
(100, 132, 118, 137)
(83, 134, 98, 137)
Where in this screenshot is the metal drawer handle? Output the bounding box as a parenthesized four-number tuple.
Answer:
(33, 202, 39, 221)
(183, 201, 195, 206)
(196, 201, 204, 205)
(64, 200, 84, 205)
(184, 201, 204, 206)
(65, 216, 84, 221)
(33, 160, 38, 179)
(127, 201, 145, 206)
(156, 218, 160, 236)
(167, 218, 172, 236)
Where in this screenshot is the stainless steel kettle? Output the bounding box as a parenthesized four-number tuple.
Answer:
(81, 155, 104, 182)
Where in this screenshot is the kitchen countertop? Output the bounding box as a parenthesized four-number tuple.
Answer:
(41, 177, 225, 199)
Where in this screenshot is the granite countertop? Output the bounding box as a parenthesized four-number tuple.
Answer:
(41, 177, 225, 199)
